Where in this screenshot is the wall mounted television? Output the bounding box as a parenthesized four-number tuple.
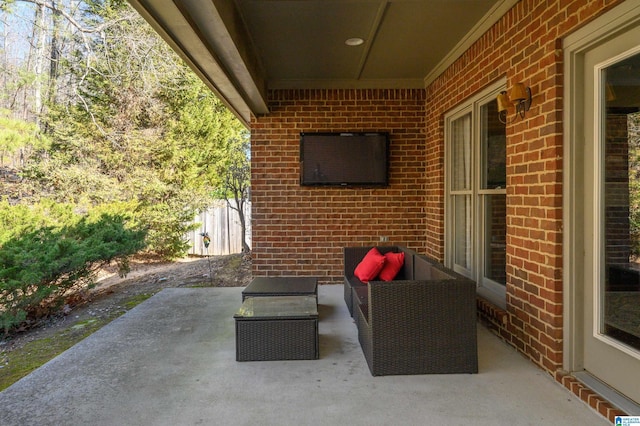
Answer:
(300, 132, 390, 187)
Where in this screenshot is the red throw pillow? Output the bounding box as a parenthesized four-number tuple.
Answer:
(354, 248, 386, 283)
(378, 251, 405, 281)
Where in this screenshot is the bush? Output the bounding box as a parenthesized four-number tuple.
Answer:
(141, 200, 200, 259)
(0, 202, 146, 335)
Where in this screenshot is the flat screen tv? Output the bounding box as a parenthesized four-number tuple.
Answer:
(300, 132, 389, 186)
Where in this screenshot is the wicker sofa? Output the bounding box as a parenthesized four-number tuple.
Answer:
(343, 246, 478, 376)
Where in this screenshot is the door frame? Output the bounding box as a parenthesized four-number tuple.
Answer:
(563, 0, 640, 412)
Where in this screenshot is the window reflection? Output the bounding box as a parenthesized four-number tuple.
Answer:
(603, 52, 640, 351)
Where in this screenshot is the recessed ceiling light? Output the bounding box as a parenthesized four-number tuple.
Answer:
(345, 38, 364, 46)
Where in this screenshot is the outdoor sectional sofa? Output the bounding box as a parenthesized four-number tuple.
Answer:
(343, 246, 478, 376)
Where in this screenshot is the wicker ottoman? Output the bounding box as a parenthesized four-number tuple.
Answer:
(234, 295, 319, 361)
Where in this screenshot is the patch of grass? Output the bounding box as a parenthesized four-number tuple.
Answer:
(123, 293, 153, 309)
(0, 317, 114, 391)
(0, 293, 153, 392)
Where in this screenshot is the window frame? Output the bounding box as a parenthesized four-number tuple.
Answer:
(444, 79, 507, 308)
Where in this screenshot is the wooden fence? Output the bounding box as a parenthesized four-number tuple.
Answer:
(186, 200, 251, 256)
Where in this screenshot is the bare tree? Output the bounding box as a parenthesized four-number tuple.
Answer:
(223, 162, 251, 254)
(220, 136, 251, 254)
(32, 1, 46, 127)
(0, 0, 140, 127)
(47, 0, 60, 104)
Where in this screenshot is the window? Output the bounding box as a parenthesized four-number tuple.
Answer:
(445, 81, 507, 306)
(601, 53, 640, 352)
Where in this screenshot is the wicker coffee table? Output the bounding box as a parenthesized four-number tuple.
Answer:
(234, 295, 319, 361)
(241, 276, 318, 301)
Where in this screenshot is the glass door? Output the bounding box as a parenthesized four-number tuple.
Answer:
(582, 26, 640, 405)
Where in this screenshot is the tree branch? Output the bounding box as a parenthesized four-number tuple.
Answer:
(13, 0, 136, 35)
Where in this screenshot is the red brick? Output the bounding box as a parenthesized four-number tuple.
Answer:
(251, 3, 625, 423)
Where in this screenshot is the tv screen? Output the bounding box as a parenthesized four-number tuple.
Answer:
(300, 132, 389, 186)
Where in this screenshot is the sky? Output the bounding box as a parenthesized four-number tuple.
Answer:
(1, 2, 47, 68)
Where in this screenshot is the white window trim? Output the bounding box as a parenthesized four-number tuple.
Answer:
(445, 78, 507, 308)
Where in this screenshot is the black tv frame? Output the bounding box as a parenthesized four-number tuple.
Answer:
(299, 132, 390, 187)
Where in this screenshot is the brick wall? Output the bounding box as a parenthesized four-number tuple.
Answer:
(251, 89, 426, 283)
(248, 0, 629, 421)
(424, 0, 621, 383)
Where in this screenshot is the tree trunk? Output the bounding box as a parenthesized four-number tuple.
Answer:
(237, 197, 250, 253)
(228, 194, 250, 254)
(48, 2, 61, 107)
(1, 15, 7, 111)
(32, 2, 47, 129)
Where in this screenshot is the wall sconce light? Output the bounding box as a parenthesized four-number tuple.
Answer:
(497, 82, 533, 124)
(606, 82, 616, 102)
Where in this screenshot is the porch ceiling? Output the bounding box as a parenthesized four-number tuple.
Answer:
(127, 0, 517, 126)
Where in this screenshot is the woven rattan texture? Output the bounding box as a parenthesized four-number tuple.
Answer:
(344, 246, 478, 376)
(235, 319, 318, 361)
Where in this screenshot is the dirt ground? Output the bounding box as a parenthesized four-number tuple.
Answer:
(0, 253, 252, 353)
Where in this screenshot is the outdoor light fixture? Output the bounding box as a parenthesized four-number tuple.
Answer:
(606, 82, 616, 102)
(496, 82, 532, 124)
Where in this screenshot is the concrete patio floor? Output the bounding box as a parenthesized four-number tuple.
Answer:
(0, 284, 608, 426)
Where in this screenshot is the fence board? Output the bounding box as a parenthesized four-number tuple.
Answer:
(186, 200, 251, 256)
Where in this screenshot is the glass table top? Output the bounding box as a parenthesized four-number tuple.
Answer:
(234, 295, 318, 319)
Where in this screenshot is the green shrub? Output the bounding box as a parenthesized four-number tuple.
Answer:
(139, 196, 200, 259)
(0, 204, 146, 335)
(0, 199, 70, 245)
